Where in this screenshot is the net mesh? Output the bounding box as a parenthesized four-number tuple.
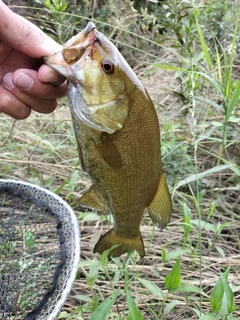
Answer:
(0, 179, 80, 320)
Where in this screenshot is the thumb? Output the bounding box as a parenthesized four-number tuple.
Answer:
(0, 1, 62, 58)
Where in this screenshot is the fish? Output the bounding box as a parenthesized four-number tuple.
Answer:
(44, 22, 172, 257)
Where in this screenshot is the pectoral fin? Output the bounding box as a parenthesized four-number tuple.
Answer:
(94, 133, 122, 169)
(147, 174, 172, 229)
(79, 187, 109, 213)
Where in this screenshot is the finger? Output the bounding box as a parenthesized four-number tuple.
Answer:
(38, 64, 66, 86)
(4, 70, 67, 99)
(0, 87, 31, 119)
(3, 72, 62, 114)
(3, 86, 58, 114)
(0, 1, 62, 57)
(31, 98, 58, 114)
(1, 84, 58, 115)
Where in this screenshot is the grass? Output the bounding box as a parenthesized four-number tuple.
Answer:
(1, 0, 240, 319)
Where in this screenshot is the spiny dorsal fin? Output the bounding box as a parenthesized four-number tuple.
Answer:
(79, 187, 109, 213)
(147, 174, 172, 229)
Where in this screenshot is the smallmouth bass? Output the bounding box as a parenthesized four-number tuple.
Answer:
(45, 22, 172, 257)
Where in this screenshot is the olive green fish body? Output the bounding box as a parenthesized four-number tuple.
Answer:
(45, 22, 172, 257)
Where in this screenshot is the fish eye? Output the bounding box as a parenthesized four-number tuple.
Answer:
(101, 59, 115, 74)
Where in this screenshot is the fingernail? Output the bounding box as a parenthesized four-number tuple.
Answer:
(14, 73, 34, 90)
(3, 73, 15, 90)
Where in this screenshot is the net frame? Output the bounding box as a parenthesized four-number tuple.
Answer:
(0, 179, 80, 320)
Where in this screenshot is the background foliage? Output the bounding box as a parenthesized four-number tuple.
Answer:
(1, 0, 240, 319)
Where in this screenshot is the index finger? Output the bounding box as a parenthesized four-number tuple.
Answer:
(0, 1, 62, 57)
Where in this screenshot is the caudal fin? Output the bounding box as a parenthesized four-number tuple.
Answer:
(94, 229, 145, 257)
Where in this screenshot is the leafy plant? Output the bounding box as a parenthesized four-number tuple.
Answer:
(23, 230, 36, 254)
(31, 0, 78, 43)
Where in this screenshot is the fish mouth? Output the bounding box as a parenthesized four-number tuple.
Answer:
(44, 22, 97, 70)
(64, 21, 96, 47)
(61, 22, 97, 64)
(83, 21, 96, 35)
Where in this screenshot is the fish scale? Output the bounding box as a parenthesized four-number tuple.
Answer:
(44, 22, 172, 257)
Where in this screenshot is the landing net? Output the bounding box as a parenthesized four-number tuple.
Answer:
(0, 179, 80, 320)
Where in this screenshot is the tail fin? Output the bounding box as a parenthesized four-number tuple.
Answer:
(94, 229, 145, 257)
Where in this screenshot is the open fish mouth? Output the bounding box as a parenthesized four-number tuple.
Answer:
(61, 22, 97, 64)
(43, 22, 97, 73)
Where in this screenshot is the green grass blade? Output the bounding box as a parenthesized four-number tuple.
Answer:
(173, 164, 233, 193)
(199, 313, 217, 320)
(196, 18, 213, 70)
(153, 64, 187, 73)
(226, 13, 239, 98)
(89, 289, 120, 320)
(165, 257, 181, 291)
(223, 50, 230, 100)
(163, 300, 180, 316)
(191, 220, 217, 233)
(226, 80, 240, 122)
(215, 44, 222, 84)
(173, 284, 204, 295)
(221, 275, 235, 315)
(162, 249, 190, 262)
(210, 277, 224, 313)
(222, 267, 235, 314)
(196, 72, 224, 98)
(126, 289, 144, 320)
(138, 278, 164, 298)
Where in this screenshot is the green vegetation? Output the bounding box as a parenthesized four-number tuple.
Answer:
(1, 0, 240, 318)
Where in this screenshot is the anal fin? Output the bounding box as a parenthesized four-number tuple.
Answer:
(79, 187, 109, 213)
(147, 174, 172, 229)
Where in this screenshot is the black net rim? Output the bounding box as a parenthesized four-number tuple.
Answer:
(0, 179, 80, 320)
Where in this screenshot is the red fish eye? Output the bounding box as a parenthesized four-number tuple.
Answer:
(101, 60, 115, 74)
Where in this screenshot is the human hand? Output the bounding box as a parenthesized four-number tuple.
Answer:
(0, 1, 67, 119)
